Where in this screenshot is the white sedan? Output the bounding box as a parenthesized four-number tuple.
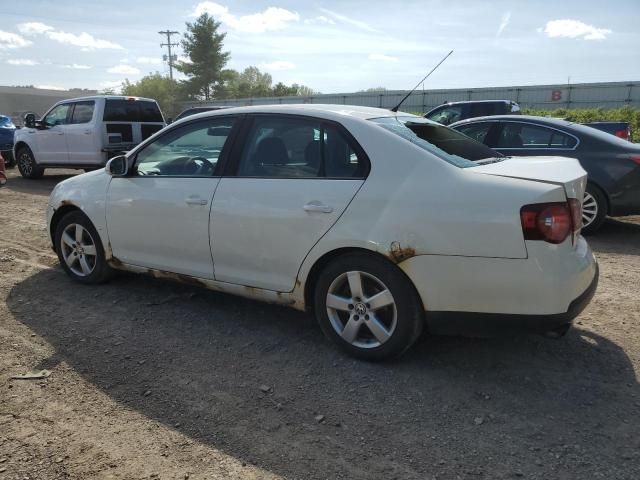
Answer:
(46, 105, 598, 360)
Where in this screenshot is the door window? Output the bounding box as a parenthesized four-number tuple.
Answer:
(69, 101, 95, 124)
(134, 118, 235, 176)
(455, 122, 494, 145)
(236, 116, 367, 178)
(43, 104, 71, 126)
(426, 105, 463, 125)
(497, 123, 577, 149)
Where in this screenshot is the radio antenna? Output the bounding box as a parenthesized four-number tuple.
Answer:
(390, 50, 453, 112)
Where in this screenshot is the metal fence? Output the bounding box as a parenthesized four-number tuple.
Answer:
(181, 81, 640, 114)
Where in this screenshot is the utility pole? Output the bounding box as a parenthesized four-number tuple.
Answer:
(158, 30, 179, 81)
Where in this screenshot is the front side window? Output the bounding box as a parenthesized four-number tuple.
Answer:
(426, 105, 463, 125)
(43, 104, 71, 126)
(236, 116, 366, 178)
(70, 101, 95, 124)
(370, 116, 502, 168)
(497, 123, 577, 149)
(134, 118, 235, 176)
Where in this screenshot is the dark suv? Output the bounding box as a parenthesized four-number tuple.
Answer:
(424, 100, 520, 125)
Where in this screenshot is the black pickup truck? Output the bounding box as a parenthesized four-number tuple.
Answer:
(584, 122, 631, 141)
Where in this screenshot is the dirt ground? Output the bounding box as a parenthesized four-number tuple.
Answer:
(1, 168, 639, 480)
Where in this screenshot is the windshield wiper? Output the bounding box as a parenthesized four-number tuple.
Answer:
(475, 157, 505, 165)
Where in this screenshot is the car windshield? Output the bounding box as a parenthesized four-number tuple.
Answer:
(0, 116, 14, 128)
(369, 116, 503, 168)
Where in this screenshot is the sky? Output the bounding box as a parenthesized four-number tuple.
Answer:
(0, 0, 638, 94)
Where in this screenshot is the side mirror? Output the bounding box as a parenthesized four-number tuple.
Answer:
(24, 113, 36, 128)
(105, 155, 128, 177)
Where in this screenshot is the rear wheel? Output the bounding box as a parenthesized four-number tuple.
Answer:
(581, 184, 607, 234)
(314, 253, 423, 360)
(54, 211, 114, 284)
(17, 147, 44, 179)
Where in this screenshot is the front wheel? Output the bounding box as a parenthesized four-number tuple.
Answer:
(54, 211, 114, 284)
(581, 185, 607, 234)
(314, 253, 424, 361)
(17, 147, 44, 179)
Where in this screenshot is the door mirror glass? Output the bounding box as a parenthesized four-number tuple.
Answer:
(105, 155, 128, 176)
(24, 113, 36, 128)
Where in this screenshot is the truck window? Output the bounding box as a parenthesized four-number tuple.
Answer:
(103, 100, 164, 122)
(70, 101, 95, 124)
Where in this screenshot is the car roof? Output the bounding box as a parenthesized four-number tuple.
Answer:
(176, 104, 411, 123)
(439, 100, 516, 106)
(57, 95, 158, 103)
(450, 115, 575, 127)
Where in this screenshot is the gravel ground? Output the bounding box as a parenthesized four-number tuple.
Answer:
(1, 169, 639, 480)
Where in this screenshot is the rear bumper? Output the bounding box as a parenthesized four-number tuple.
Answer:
(426, 263, 598, 336)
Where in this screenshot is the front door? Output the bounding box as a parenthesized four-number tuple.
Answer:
(37, 103, 72, 163)
(106, 116, 238, 279)
(210, 114, 367, 292)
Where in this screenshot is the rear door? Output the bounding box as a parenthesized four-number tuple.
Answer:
(210, 114, 368, 292)
(102, 99, 165, 153)
(65, 100, 101, 164)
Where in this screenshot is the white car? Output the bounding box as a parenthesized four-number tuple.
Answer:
(46, 104, 598, 360)
(14, 95, 165, 178)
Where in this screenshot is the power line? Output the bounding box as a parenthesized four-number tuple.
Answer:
(158, 30, 179, 81)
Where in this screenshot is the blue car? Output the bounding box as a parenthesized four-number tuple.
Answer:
(0, 115, 16, 167)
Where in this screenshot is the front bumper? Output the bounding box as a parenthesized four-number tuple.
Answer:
(426, 263, 599, 336)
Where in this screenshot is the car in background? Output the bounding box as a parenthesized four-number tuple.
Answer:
(14, 96, 165, 179)
(583, 121, 632, 142)
(46, 105, 596, 360)
(424, 100, 520, 125)
(174, 106, 231, 122)
(0, 115, 16, 167)
(451, 115, 640, 233)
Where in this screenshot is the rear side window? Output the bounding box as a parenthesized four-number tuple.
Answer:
(470, 103, 498, 117)
(497, 123, 577, 149)
(103, 100, 163, 122)
(425, 105, 463, 125)
(70, 101, 95, 124)
(455, 122, 494, 145)
(236, 116, 367, 178)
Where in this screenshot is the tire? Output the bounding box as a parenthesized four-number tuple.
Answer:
(581, 184, 607, 235)
(54, 211, 114, 284)
(314, 253, 424, 361)
(16, 146, 44, 179)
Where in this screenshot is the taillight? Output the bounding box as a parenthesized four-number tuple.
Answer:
(521, 202, 575, 244)
(568, 198, 582, 231)
(614, 129, 629, 140)
(630, 155, 640, 166)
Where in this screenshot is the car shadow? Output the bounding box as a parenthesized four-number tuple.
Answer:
(4, 170, 78, 196)
(587, 217, 640, 256)
(8, 267, 639, 479)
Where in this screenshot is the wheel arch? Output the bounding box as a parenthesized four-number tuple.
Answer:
(302, 246, 425, 314)
(14, 140, 32, 156)
(49, 204, 83, 246)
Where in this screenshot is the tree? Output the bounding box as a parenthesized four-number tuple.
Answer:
(176, 13, 230, 100)
(293, 84, 316, 96)
(121, 73, 183, 118)
(272, 82, 298, 97)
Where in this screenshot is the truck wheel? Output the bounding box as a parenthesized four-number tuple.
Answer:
(17, 147, 44, 179)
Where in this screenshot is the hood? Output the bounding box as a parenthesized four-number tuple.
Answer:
(470, 156, 587, 200)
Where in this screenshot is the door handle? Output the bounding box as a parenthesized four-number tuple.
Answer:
(84, 130, 92, 135)
(303, 202, 333, 214)
(185, 196, 207, 206)
(56, 132, 64, 135)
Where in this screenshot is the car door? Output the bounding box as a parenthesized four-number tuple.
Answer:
(493, 121, 578, 157)
(453, 121, 500, 147)
(106, 116, 238, 279)
(65, 101, 101, 164)
(210, 114, 368, 292)
(37, 103, 72, 163)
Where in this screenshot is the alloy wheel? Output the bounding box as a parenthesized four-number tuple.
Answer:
(326, 270, 397, 349)
(19, 152, 33, 176)
(582, 191, 598, 229)
(60, 223, 98, 277)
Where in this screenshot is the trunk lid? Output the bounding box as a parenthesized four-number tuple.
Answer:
(470, 156, 587, 199)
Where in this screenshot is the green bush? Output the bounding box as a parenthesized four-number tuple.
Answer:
(522, 106, 640, 142)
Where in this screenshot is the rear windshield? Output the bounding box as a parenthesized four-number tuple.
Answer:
(103, 99, 164, 122)
(370, 116, 502, 168)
